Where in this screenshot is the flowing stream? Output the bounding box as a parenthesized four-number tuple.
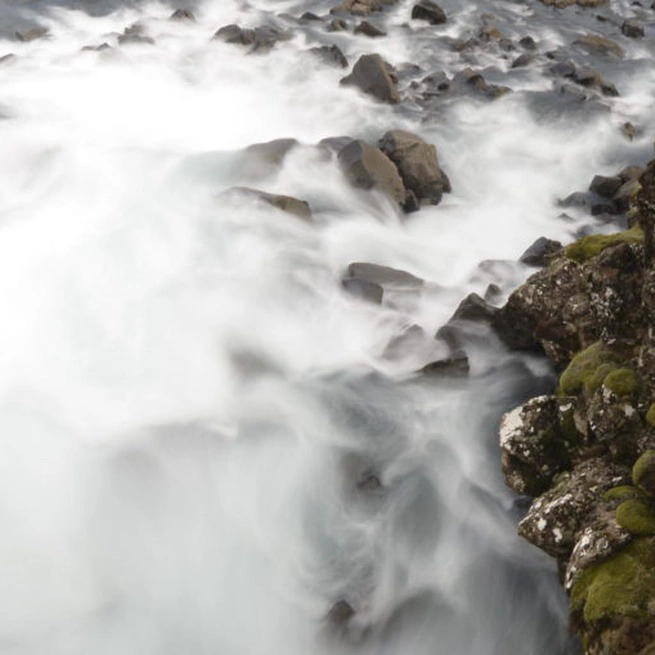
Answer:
(1, 0, 654, 653)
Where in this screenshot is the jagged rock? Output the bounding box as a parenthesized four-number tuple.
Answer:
(411, 0, 447, 24)
(337, 140, 406, 204)
(539, 0, 606, 7)
(300, 11, 323, 21)
(346, 262, 424, 288)
(378, 130, 450, 206)
(354, 20, 387, 36)
(227, 187, 312, 220)
(170, 9, 196, 21)
(310, 44, 348, 68)
(450, 293, 497, 322)
(517, 458, 629, 557)
(340, 54, 400, 104)
(420, 350, 469, 376)
(500, 395, 587, 496)
(590, 175, 623, 198)
(519, 237, 562, 267)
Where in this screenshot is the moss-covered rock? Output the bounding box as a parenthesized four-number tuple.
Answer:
(564, 226, 643, 263)
(616, 499, 655, 535)
(602, 485, 645, 502)
(571, 537, 655, 625)
(646, 404, 655, 427)
(603, 368, 639, 397)
(633, 450, 655, 496)
(558, 342, 621, 395)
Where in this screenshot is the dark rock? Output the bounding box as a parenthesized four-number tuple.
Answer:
(451, 293, 497, 322)
(511, 53, 534, 68)
(549, 61, 576, 78)
(118, 34, 155, 45)
(485, 84, 512, 99)
(81, 43, 111, 52)
(420, 350, 469, 377)
(590, 175, 623, 199)
(341, 277, 384, 303)
(346, 262, 424, 288)
(411, 0, 447, 24)
(421, 70, 450, 93)
(15, 27, 48, 42)
(340, 54, 400, 104)
(338, 140, 406, 204)
(378, 130, 450, 206)
(326, 600, 355, 627)
(621, 123, 638, 140)
(327, 19, 348, 31)
(310, 44, 348, 68)
(354, 20, 387, 36)
(519, 237, 563, 267)
(453, 67, 488, 91)
(170, 9, 196, 21)
(214, 24, 254, 44)
(519, 35, 537, 50)
(331, 0, 398, 16)
(484, 283, 502, 302)
(227, 187, 312, 220)
(0, 53, 16, 64)
(621, 20, 644, 37)
(573, 33, 624, 58)
(300, 11, 323, 21)
(213, 24, 292, 51)
(619, 166, 644, 183)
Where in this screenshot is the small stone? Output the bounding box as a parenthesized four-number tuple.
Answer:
(310, 45, 348, 68)
(519, 237, 563, 267)
(519, 35, 537, 50)
(15, 27, 49, 42)
(621, 20, 644, 38)
(354, 20, 387, 36)
(170, 9, 196, 21)
(411, 0, 447, 24)
(511, 53, 534, 68)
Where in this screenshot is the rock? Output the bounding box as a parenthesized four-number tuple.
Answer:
(118, 33, 155, 45)
(517, 458, 629, 557)
(549, 60, 576, 78)
(633, 450, 655, 496)
(331, 0, 398, 16)
(300, 11, 323, 21)
(378, 130, 450, 206)
(240, 138, 299, 178)
(519, 36, 537, 50)
(450, 293, 497, 322)
(318, 136, 356, 153)
(500, 395, 587, 497)
(228, 187, 312, 220)
(327, 19, 348, 31)
(354, 20, 387, 36)
(213, 24, 292, 51)
(346, 262, 424, 288)
(420, 350, 469, 377)
(0, 53, 16, 64)
(326, 600, 355, 627)
(590, 175, 623, 198)
(340, 54, 400, 104)
(170, 9, 196, 21)
(539, 0, 606, 7)
(511, 53, 534, 68)
(519, 237, 562, 267)
(15, 27, 48, 42)
(341, 277, 384, 303)
(411, 0, 447, 24)
(621, 20, 644, 37)
(421, 70, 450, 93)
(310, 44, 348, 68)
(81, 43, 111, 52)
(453, 67, 488, 91)
(573, 33, 624, 58)
(337, 140, 406, 204)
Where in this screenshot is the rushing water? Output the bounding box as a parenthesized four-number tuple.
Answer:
(1, 0, 654, 653)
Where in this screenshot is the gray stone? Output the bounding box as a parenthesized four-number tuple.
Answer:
(411, 0, 447, 24)
(340, 53, 400, 104)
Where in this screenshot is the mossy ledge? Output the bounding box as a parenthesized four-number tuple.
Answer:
(558, 341, 625, 395)
(564, 226, 643, 263)
(616, 499, 655, 535)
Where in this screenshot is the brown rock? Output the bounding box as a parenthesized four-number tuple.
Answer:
(340, 53, 400, 103)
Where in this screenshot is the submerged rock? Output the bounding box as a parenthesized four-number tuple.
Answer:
(226, 187, 312, 220)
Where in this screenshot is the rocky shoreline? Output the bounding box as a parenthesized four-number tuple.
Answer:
(496, 164, 655, 653)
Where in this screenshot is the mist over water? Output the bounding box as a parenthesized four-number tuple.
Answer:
(1, 0, 654, 652)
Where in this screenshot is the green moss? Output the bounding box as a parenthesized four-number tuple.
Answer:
(602, 485, 644, 502)
(646, 404, 655, 427)
(633, 450, 655, 496)
(571, 538, 655, 624)
(558, 342, 621, 395)
(564, 226, 644, 263)
(616, 499, 655, 535)
(602, 368, 639, 396)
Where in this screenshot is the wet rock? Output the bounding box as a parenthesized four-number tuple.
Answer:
(511, 53, 534, 68)
(327, 18, 349, 31)
(517, 458, 629, 557)
(354, 20, 387, 36)
(500, 395, 587, 497)
(240, 138, 299, 178)
(421, 70, 450, 94)
(633, 450, 655, 496)
(337, 140, 406, 204)
(0, 53, 16, 64)
(450, 293, 497, 322)
(411, 0, 447, 24)
(378, 130, 450, 206)
(453, 67, 488, 91)
(326, 600, 355, 627)
(573, 33, 624, 58)
(539, 0, 606, 7)
(346, 262, 424, 289)
(213, 24, 292, 51)
(341, 277, 384, 303)
(549, 60, 576, 78)
(300, 11, 323, 21)
(519, 237, 563, 267)
(331, 0, 398, 16)
(590, 175, 623, 199)
(310, 44, 348, 68)
(621, 20, 645, 37)
(118, 33, 155, 45)
(340, 54, 400, 104)
(15, 27, 48, 42)
(228, 187, 312, 220)
(170, 9, 196, 21)
(82, 43, 111, 52)
(519, 35, 537, 50)
(420, 349, 469, 377)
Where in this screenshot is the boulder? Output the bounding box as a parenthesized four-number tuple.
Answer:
(573, 34, 624, 58)
(213, 24, 292, 51)
(519, 237, 562, 267)
(378, 130, 450, 205)
(450, 293, 497, 322)
(354, 20, 387, 36)
(590, 175, 623, 198)
(411, 0, 447, 24)
(346, 262, 424, 289)
(340, 54, 400, 104)
(622, 20, 644, 38)
(337, 140, 406, 204)
(341, 277, 384, 303)
(310, 44, 348, 68)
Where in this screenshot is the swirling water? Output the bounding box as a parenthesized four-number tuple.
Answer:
(1, 0, 654, 653)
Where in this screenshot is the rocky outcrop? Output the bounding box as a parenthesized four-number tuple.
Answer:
(498, 163, 655, 654)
